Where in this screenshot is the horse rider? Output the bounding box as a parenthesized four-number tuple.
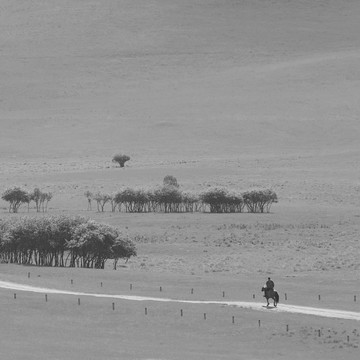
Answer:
(264, 277, 275, 296)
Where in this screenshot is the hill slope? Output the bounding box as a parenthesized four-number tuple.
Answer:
(1, 0, 360, 161)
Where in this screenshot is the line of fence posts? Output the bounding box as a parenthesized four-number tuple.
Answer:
(17, 274, 359, 344)
(9, 291, 358, 345)
(22, 273, 359, 303)
(22, 274, 359, 305)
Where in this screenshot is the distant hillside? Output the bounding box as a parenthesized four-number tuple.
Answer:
(1, 0, 360, 161)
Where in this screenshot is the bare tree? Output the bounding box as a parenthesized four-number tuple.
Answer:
(93, 193, 111, 212)
(84, 191, 93, 210)
(31, 188, 42, 212)
(41, 192, 52, 212)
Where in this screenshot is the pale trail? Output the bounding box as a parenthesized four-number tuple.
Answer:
(1, 280, 359, 321)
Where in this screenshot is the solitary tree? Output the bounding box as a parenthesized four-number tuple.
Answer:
(112, 154, 130, 168)
(163, 175, 179, 188)
(1, 187, 30, 213)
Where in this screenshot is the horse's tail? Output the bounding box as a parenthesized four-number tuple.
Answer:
(275, 291, 279, 303)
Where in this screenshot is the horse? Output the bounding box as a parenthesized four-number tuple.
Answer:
(261, 287, 279, 307)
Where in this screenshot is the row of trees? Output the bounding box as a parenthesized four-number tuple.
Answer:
(85, 187, 278, 214)
(0, 216, 136, 269)
(1, 187, 52, 213)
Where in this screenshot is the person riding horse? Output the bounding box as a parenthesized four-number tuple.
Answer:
(264, 277, 275, 297)
(262, 277, 279, 307)
(261, 278, 279, 307)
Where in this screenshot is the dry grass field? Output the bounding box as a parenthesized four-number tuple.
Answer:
(1, 0, 360, 359)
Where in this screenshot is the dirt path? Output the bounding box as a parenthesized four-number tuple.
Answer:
(1, 280, 359, 321)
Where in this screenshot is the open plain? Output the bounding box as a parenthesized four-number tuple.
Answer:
(1, 0, 360, 359)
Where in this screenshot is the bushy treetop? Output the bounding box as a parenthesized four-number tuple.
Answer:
(163, 175, 179, 188)
(112, 154, 130, 168)
(1, 187, 30, 213)
(0, 215, 136, 269)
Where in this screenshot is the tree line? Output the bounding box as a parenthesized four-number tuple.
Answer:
(1, 187, 52, 213)
(0, 216, 136, 270)
(85, 186, 278, 214)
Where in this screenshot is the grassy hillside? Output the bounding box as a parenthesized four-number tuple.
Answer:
(1, 3, 360, 358)
(1, 0, 360, 161)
